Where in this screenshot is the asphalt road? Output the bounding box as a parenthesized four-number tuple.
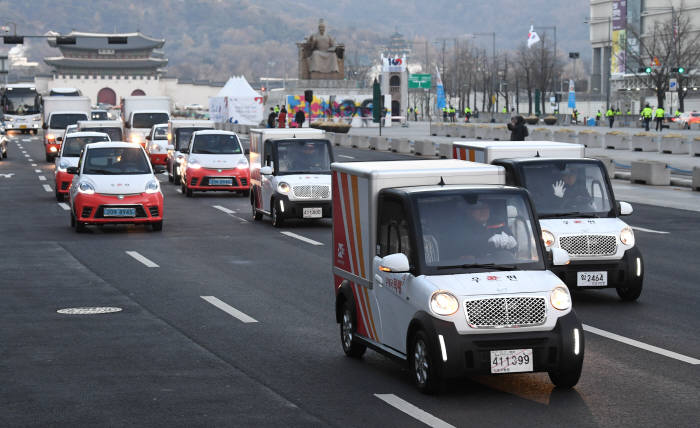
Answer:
(1, 132, 698, 427)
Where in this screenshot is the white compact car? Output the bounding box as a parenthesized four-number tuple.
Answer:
(54, 132, 111, 201)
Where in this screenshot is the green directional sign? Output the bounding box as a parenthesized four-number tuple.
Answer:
(408, 73, 431, 89)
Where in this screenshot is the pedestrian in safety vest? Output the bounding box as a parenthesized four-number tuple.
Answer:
(641, 104, 653, 131)
(675, 110, 681, 118)
(464, 107, 472, 122)
(442, 107, 447, 122)
(596, 110, 602, 125)
(655, 106, 665, 132)
(606, 108, 615, 128)
(502, 107, 507, 114)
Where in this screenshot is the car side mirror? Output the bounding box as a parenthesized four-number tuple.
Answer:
(618, 201, 633, 216)
(166, 144, 174, 151)
(260, 166, 273, 175)
(379, 253, 410, 273)
(146, 135, 151, 141)
(125, 122, 131, 128)
(57, 137, 63, 143)
(550, 247, 571, 266)
(66, 167, 79, 175)
(42, 123, 48, 129)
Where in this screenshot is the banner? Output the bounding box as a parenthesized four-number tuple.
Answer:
(435, 65, 446, 110)
(567, 79, 576, 109)
(381, 54, 407, 72)
(208, 96, 263, 125)
(611, 0, 627, 74)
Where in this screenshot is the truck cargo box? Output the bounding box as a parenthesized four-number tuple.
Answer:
(452, 141, 584, 163)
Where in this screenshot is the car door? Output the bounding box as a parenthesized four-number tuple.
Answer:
(260, 140, 275, 212)
(372, 196, 416, 353)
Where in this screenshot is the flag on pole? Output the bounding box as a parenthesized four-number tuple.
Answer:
(527, 25, 540, 48)
(435, 64, 446, 110)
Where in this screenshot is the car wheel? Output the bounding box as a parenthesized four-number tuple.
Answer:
(251, 194, 263, 221)
(340, 299, 366, 358)
(151, 221, 163, 232)
(75, 215, 87, 233)
(548, 360, 583, 389)
(409, 330, 441, 394)
(242, 189, 250, 198)
(271, 200, 283, 228)
(45, 153, 52, 163)
(55, 190, 64, 202)
(168, 165, 174, 183)
(70, 212, 76, 228)
(616, 282, 643, 301)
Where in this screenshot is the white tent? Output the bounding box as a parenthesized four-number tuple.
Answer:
(208, 76, 263, 125)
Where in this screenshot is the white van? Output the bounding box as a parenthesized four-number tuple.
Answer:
(453, 140, 643, 301)
(165, 119, 214, 184)
(77, 120, 124, 143)
(249, 128, 334, 227)
(332, 159, 583, 393)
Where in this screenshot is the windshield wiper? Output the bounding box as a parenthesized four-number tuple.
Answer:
(436, 263, 518, 271)
(84, 169, 118, 175)
(541, 212, 599, 219)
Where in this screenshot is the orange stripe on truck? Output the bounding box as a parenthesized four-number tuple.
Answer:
(362, 286, 379, 341)
(340, 173, 359, 277)
(350, 175, 365, 279)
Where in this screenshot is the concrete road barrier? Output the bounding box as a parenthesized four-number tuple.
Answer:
(430, 123, 439, 136)
(339, 133, 352, 147)
(577, 130, 601, 148)
(552, 128, 577, 144)
(437, 142, 453, 158)
(631, 160, 670, 185)
(443, 124, 458, 137)
(693, 137, 700, 157)
(351, 135, 369, 149)
(460, 124, 476, 138)
(475, 125, 490, 140)
(391, 138, 412, 154)
(489, 125, 509, 141)
(604, 131, 630, 150)
(693, 167, 700, 191)
(530, 128, 553, 141)
(660, 134, 689, 154)
(630, 132, 658, 152)
(414, 140, 436, 156)
(593, 155, 615, 178)
(333, 133, 344, 146)
(369, 136, 390, 151)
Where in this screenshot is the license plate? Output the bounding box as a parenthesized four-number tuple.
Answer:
(577, 271, 608, 287)
(490, 349, 533, 374)
(209, 178, 233, 186)
(103, 207, 136, 217)
(303, 207, 323, 218)
(20, 125, 27, 129)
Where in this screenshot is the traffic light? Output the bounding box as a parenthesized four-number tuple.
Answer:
(638, 67, 652, 73)
(671, 67, 686, 73)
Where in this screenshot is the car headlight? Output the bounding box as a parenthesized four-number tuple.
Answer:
(130, 134, 143, 144)
(550, 286, 571, 311)
(145, 179, 160, 194)
(33, 117, 41, 122)
(277, 182, 290, 193)
(188, 158, 201, 169)
(542, 230, 555, 248)
(176, 154, 185, 163)
(430, 291, 459, 316)
(236, 159, 249, 170)
(5, 117, 13, 122)
(57, 159, 70, 172)
(47, 134, 55, 142)
(620, 227, 635, 246)
(78, 181, 95, 194)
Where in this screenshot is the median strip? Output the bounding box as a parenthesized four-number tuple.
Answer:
(583, 324, 700, 365)
(280, 231, 324, 246)
(201, 296, 258, 323)
(125, 251, 159, 268)
(374, 394, 455, 428)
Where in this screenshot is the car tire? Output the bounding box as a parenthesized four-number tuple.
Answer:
(45, 153, 52, 163)
(70, 212, 76, 228)
(168, 165, 174, 183)
(409, 330, 442, 394)
(55, 190, 64, 202)
(548, 360, 583, 389)
(242, 189, 250, 198)
(251, 194, 263, 221)
(271, 200, 283, 228)
(151, 221, 163, 232)
(340, 299, 366, 358)
(75, 215, 87, 233)
(616, 282, 643, 301)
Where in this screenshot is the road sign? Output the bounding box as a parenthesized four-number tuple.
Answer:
(669, 78, 678, 92)
(408, 74, 431, 89)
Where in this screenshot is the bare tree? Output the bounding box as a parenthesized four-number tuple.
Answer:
(516, 43, 537, 115)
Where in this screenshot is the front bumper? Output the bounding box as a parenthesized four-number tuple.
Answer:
(550, 246, 643, 289)
(420, 310, 583, 378)
(276, 194, 332, 219)
(55, 170, 73, 194)
(184, 167, 250, 191)
(73, 192, 164, 224)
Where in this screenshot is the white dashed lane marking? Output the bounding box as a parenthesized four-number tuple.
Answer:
(57, 202, 70, 211)
(583, 324, 700, 365)
(213, 205, 249, 222)
(374, 394, 455, 428)
(280, 231, 324, 246)
(338, 154, 355, 159)
(34, 169, 41, 173)
(42, 184, 52, 192)
(38, 176, 46, 181)
(125, 251, 159, 268)
(631, 226, 669, 234)
(201, 296, 258, 323)
(31, 163, 37, 167)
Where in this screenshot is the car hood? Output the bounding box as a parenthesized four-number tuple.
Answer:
(82, 173, 155, 194)
(188, 153, 246, 169)
(425, 270, 563, 296)
(539, 217, 628, 237)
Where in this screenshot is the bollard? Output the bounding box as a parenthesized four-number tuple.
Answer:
(577, 130, 601, 148)
(604, 131, 630, 150)
(414, 140, 436, 156)
(660, 134, 690, 155)
(630, 161, 670, 185)
(437, 142, 453, 159)
(630, 132, 658, 152)
(693, 167, 700, 191)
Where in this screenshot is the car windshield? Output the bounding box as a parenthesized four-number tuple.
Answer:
(276, 140, 332, 174)
(83, 147, 151, 175)
(62, 136, 110, 157)
(91, 111, 109, 120)
(153, 127, 168, 139)
(520, 161, 613, 218)
(49, 113, 88, 129)
(415, 190, 543, 270)
(192, 134, 242, 154)
(82, 127, 122, 141)
(175, 127, 211, 151)
(132, 113, 169, 129)
(2, 89, 40, 115)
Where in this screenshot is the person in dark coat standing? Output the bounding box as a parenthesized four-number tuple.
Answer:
(507, 115, 528, 141)
(294, 108, 305, 128)
(267, 108, 277, 128)
(278, 106, 287, 128)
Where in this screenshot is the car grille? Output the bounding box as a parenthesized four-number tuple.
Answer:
(464, 297, 547, 328)
(148, 206, 159, 217)
(81, 207, 93, 218)
(559, 234, 617, 256)
(239, 178, 248, 186)
(292, 185, 330, 199)
(190, 177, 199, 186)
(94, 205, 147, 218)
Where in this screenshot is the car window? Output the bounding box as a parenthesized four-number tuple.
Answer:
(50, 114, 88, 129)
(132, 113, 169, 129)
(192, 134, 242, 154)
(153, 127, 168, 139)
(62, 136, 110, 157)
(378, 197, 412, 261)
(83, 147, 151, 175)
(82, 127, 121, 141)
